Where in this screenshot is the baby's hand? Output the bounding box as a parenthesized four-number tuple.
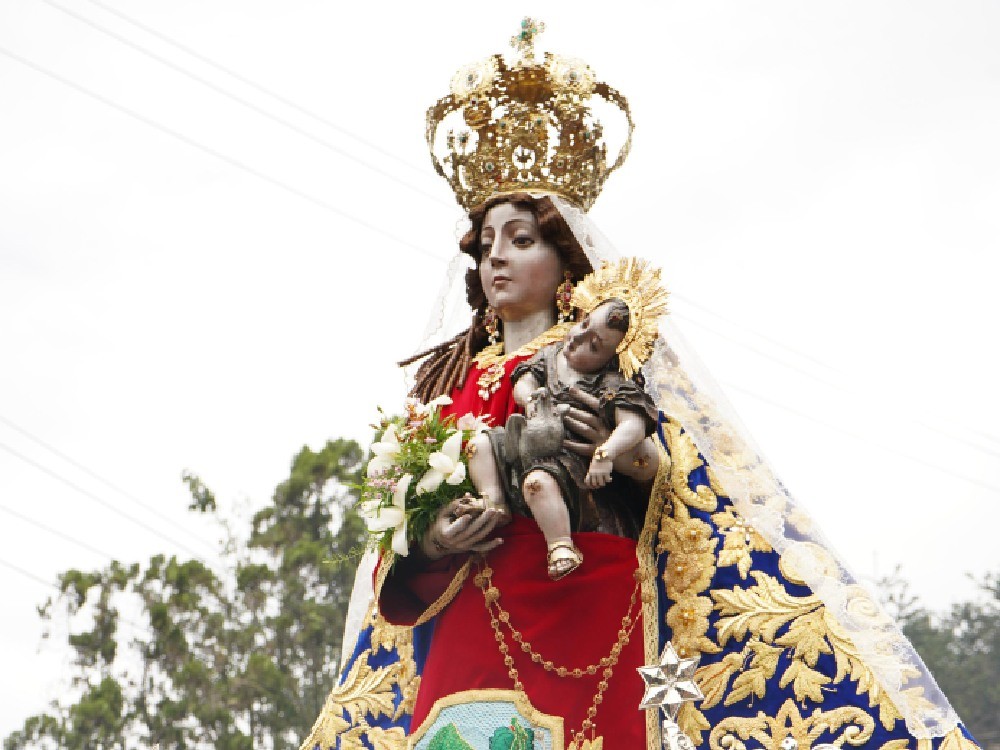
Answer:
(585, 456, 613, 489)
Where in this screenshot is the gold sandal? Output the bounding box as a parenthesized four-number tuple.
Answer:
(546, 540, 583, 581)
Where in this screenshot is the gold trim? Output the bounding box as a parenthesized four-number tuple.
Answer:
(373, 551, 475, 630)
(407, 688, 565, 750)
(472, 321, 572, 400)
(638, 440, 672, 750)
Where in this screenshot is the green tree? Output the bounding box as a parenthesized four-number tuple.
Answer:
(4, 439, 366, 750)
(878, 567, 1000, 746)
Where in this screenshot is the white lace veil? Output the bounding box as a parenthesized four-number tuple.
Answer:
(341, 194, 959, 739)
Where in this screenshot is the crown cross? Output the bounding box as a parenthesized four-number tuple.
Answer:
(510, 17, 545, 64)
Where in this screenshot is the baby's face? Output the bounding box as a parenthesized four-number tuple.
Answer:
(562, 302, 626, 374)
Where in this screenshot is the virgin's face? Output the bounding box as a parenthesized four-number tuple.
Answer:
(562, 302, 626, 374)
(478, 203, 563, 323)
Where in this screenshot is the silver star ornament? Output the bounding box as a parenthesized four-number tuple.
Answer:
(637, 641, 705, 718)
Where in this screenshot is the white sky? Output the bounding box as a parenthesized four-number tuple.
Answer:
(1, 0, 998, 738)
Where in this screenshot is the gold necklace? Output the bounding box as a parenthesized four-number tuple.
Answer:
(472, 321, 571, 400)
(474, 561, 646, 750)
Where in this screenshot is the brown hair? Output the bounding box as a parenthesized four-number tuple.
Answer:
(401, 193, 593, 402)
(602, 298, 630, 334)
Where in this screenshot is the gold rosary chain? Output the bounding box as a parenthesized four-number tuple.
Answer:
(475, 561, 647, 749)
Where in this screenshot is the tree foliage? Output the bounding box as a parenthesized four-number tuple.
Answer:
(878, 567, 1000, 747)
(4, 439, 367, 750)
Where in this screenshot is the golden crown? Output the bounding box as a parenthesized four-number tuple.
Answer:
(572, 257, 669, 380)
(426, 18, 634, 212)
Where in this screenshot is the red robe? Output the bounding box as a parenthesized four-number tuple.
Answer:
(378, 356, 650, 749)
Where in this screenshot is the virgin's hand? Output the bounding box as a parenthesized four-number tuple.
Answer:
(562, 386, 610, 457)
(420, 497, 504, 560)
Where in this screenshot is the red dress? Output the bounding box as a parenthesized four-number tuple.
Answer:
(378, 356, 650, 749)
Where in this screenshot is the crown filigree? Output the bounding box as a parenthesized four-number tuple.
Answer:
(572, 257, 669, 380)
(426, 18, 634, 212)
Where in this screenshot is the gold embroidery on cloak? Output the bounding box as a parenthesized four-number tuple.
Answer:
(709, 698, 875, 750)
(299, 604, 415, 750)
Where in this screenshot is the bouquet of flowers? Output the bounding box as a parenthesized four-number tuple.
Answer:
(358, 396, 489, 557)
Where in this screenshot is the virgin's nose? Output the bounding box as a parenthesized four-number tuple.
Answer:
(488, 239, 510, 266)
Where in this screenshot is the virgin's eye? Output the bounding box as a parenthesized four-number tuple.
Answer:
(480, 241, 493, 258)
(512, 234, 534, 247)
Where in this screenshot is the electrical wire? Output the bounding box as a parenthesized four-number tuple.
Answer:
(36, 0, 451, 209)
(0, 413, 217, 553)
(80, 0, 432, 179)
(676, 307, 1000, 462)
(0, 504, 115, 561)
(723, 380, 1000, 495)
(0, 439, 215, 563)
(0, 45, 449, 265)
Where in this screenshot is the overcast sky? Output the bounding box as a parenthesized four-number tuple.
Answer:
(1, 0, 998, 738)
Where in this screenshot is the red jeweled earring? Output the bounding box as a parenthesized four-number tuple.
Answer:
(484, 306, 500, 345)
(556, 271, 574, 323)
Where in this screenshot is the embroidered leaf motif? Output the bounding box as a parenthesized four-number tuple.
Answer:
(370, 610, 411, 655)
(778, 658, 830, 703)
(775, 609, 832, 666)
(714, 571, 819, 646)
(663, 420, 717, 513)
(365, 725, 407, 750)
(822, 609, 906, 731)
(329, 652, 399, 723)
(725, 640, 781, 705)
(695, 651, 745, 710)
(877, 740, 912, 750)
(306, 708, 351, 748)
(338, 726, 369, 750)
(677, 702, 711, 747)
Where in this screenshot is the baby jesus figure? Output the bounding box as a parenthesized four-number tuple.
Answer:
(466, 258, 668, 579)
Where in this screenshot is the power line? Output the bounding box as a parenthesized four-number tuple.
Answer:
(0, 556, 58, 589)
(37, 0, 451, 209)
(674, 307, 1000, 462)
(0, 439, 214, 562)
(722, 380, 1000, 495)
(81, 0, 432, 180)
(673, 310, 839, 389)
(674, 291, 842, 375)
(0, 504, 113, 561)
(0, 413, 216, 553)
(0, 45, 449, 265)
(0, 555, 150, 632)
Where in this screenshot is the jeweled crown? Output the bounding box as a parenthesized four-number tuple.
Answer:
(426, 18, 634, 212)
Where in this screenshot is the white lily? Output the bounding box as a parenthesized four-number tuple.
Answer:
(414, 431, 467, 494)
(410, 394, 453, 416)
(456, 412, 490, 434)
(366, 424, 401, 478)
(360, 474, 411, 556)
(425, 394, 453, 411)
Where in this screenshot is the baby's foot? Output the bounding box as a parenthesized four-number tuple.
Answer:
(546, 538, 583, 580)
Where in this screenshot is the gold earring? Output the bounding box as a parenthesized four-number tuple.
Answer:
(484, 306, 500, 345)
(557, 271, 574, 323)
